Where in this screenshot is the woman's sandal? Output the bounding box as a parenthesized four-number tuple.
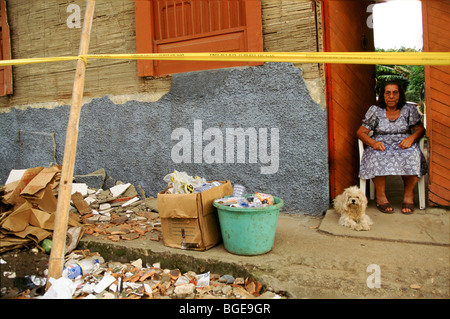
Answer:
(376, 202, 395, 214)
(401, 203, 415, 214)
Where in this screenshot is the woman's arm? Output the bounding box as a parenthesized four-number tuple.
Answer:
(356, 125, 385, 151)
(398, 123, 425, 149)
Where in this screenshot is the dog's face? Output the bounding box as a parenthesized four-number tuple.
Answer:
(342, 186, 368, 209)
(333, 186, 368, 217)
(344, 186, 367, 207)
(334, 186, 372, 230)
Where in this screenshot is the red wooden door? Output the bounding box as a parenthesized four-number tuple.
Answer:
(321, 0, 376, 199)
(422, 0, 450, 206)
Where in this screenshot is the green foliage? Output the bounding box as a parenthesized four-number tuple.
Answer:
(375, 47, 425, 106)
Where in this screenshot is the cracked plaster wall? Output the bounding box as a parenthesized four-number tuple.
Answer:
(0, 63, 329, 215)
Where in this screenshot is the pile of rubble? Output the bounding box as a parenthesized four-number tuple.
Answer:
(1, 167, 284, 299)
(71, 182, 162, 243)
(0, 166, 162, 254)
(12, 250, 280, 300)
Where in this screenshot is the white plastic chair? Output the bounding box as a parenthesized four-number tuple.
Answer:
(358, 136, 426, 210)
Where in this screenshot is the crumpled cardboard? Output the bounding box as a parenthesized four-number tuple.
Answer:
(2, 166, 44, 209)
(157, 180, 232, 251)
(19, 166, 60, 213)
(0, 165, 82, 253)
(0, 200, 81, 245)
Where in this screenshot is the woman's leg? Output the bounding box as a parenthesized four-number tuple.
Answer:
(372, 176, 394, 212)
(402, 175, 418, 213)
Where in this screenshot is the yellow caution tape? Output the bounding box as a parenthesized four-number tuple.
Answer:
(84, 52, 450, 66)
(0, 56, 79, 66)
(0, 52, 449, 67)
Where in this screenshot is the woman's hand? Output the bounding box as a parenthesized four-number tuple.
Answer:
(371, 141, 385, 151)
(399, 136, 415, 149)
(356, 126, 386, 151)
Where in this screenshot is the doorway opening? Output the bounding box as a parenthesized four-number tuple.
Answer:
(371, 0, 426, 206)
(373, 0, 425, 107)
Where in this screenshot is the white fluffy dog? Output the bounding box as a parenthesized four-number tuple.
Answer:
(333, 186, 372, 231)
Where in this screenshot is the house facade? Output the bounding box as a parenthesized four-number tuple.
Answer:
(0, 0, 448, 212)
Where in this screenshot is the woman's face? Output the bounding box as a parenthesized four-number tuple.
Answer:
(384, 84, 400, 108)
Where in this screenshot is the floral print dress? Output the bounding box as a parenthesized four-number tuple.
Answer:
(359, 103, 428, 180)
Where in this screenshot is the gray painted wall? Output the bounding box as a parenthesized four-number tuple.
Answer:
(0, 63, 329, 215)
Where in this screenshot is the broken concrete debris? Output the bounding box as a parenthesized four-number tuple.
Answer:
(1, 167, 284, 299)
(0, 166, 162, 253)
(38, 251, 280, 299)
(76, 181, 162, 243)
(73, 168, 106, 190)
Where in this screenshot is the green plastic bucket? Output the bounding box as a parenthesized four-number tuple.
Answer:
(213, 195, 284, 255)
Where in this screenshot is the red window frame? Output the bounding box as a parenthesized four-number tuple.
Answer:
(134, 0, 263, 77)
(0, 0, 12, 96)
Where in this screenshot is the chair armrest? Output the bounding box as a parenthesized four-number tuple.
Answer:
(358, 139, 364, 164)
(419, 136, 425, 152)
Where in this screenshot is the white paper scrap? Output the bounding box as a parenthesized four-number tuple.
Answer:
(93, 273, 116, 294)
(109, 183, 131, 197)
(122, 196, 139, 207)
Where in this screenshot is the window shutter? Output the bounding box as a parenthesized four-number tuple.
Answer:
(0, 0, 12, 96)
(135, 0, 263, 77)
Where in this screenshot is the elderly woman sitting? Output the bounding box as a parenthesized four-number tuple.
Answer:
(356, 81, 427, 214)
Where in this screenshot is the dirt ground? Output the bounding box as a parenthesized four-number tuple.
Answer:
(0, 248, 49, 298)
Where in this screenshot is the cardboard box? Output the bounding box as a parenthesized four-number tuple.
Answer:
(157, 180, 232, 251)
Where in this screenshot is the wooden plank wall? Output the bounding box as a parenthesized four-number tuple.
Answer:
(1, 0, 323, 110)
(322, 0, 376, 198)
(422, 0, 450, 207)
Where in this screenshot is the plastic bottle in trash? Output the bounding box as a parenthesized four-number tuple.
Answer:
(194, 181, 222, 193)
(65, 257, 100, 279)
(232, 184, 246, 197)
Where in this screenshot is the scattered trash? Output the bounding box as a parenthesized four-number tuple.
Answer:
(0, 166, 162, 254)
(40, 276, 76, 299)
(68, 251, 277, 299)
(41, 239, 52, 254)
(232, 184, 246, 197)
(64, 256, 102, 280)
(93, 272, 116, 294)
(3, 271, 16, 279)
(14, 275, 46, 293)
(0, 165, 81, 254)
(163, 170, 223, 194)
(1, 168, 286, 299)
(158, 178, 232, 251)
(213, 183, 277, 208)
(214, 191, 283, 255)
(109, 183, 131, 198)
(194, 181, 222, 193)
(1, 248, 281, 299)
(196, 271, 210, 288)
(214, 193, 275, 208)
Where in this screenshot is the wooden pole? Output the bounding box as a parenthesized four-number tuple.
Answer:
(47, 0, 95, 287)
